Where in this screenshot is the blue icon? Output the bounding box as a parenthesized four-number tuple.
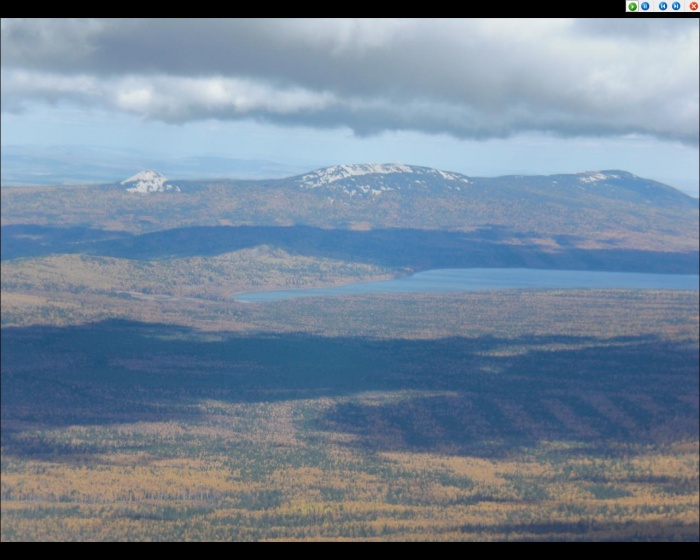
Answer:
(659, 1, 667, 8)
(672, 1, 681, 8)
(641, 1, 650, 8)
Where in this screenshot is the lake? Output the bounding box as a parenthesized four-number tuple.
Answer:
(233, 268, 700, 303)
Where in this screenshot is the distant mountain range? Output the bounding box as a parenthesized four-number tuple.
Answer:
(0, 145, 310, 186)
(2, 163, 697, 274)
(287, 165, 695, 208)
(116, 164, 696, 209)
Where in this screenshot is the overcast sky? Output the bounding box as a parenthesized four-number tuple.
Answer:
(2, 18, 698, 195)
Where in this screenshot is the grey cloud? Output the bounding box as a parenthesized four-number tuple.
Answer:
(570, 18, 696, 40)
(2, 18, 698, 144)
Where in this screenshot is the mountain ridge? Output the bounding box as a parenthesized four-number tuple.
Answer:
(3, 163, 696, 257)
(114, 164, 695, 208)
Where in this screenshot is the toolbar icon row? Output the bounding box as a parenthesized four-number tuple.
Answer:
(627, 0, 698, 9)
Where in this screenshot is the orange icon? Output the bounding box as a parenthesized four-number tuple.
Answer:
(690, 1, 698, 9)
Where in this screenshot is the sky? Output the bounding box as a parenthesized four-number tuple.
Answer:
(1, 18, 699, 195)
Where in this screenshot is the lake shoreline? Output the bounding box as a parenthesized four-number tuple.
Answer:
(233, 268, 700, 303)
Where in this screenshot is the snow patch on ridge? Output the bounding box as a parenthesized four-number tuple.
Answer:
(121, 170, 181, 193)
(577, 171, 620, 184)
(297, 164, 470, 196)
(299, 164, 414, 188)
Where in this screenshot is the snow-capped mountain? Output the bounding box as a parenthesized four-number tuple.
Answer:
(282, 165, 697, 211)
(121, 170, 181, 193)
(294, 164, 470, 197)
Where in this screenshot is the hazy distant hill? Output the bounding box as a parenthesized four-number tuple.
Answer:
(0, 145, 307, 186)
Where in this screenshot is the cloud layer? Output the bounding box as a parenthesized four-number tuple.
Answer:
(2, 18, 698, 144)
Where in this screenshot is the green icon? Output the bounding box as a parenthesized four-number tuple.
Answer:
(629, 1, 637, 9)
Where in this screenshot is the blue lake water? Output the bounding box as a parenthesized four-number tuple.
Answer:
(233, 268, 700, 303)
